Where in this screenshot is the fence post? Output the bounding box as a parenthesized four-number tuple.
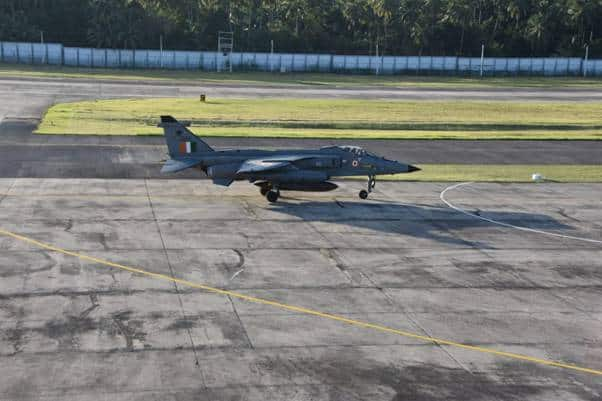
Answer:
(0, 42, 3, 63)
(60, 45, 64, 65)
(104, 48, 108, 68)
(329, 54, 333, 72)
(30, 43, 34, 64)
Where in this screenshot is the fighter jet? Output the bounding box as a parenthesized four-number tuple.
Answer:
(159, 116, 420, 202)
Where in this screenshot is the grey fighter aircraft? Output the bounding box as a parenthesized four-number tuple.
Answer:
(159, 116, 420, 202)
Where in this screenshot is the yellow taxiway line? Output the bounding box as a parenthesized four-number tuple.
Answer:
(0, 226, 600, 377)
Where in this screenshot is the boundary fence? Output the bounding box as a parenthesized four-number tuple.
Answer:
(1, 41, 600, 76)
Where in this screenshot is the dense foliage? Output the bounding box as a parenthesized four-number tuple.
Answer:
(1, 0, 600, 56)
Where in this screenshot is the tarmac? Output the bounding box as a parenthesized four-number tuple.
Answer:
(0, 178, 601, 400)
(0, 74, 601, 400)
(0, 118, 601, 179)
(1, 76, 601, 177)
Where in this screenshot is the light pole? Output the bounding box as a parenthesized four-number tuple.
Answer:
(160, 35, 163, 68)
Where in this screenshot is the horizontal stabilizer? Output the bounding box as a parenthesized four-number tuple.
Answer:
(160, 158, 201, 174)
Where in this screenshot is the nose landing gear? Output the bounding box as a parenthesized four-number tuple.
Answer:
(359, 175, 375, 199)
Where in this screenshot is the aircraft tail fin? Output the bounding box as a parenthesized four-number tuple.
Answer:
(159, 115, 213, 158)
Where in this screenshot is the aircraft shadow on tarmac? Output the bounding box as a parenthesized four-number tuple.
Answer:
(269, 198, 572, 248)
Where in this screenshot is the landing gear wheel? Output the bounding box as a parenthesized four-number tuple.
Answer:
(266, 190, 279, 203)
(260, 187, 269, 196)
(359, 175, 375, 200)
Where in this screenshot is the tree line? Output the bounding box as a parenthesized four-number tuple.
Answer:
(1, 0, 600, 57)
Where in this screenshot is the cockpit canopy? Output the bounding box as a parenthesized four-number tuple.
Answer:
(321, 145, 368, 156)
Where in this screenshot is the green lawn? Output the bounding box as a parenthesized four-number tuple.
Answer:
(367, 165, 602, 182)
(36, 97, 602, 140)
(2, 63, 602, 89)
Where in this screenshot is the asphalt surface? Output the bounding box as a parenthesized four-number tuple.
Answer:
(1, 76, 601, 400)
(0, 178, 600, 400)
(1, 118, 600, 178)
(3, 76, 602, 102)
(0, 76, 601, 179)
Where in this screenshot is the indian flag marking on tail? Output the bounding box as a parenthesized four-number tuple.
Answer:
(179, 141, 196, 154)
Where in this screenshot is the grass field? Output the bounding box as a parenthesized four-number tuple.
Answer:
(366, 165, 602, 182)
(2, 63, 602, 89)
(37, 97, 602, 140)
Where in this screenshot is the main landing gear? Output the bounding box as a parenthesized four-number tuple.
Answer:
(259, 183, 280, 202)
(359, 175, 375, 199)
(266, 189, 280, 203)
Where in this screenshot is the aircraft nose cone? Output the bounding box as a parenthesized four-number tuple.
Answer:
(407, 164, 421, 173)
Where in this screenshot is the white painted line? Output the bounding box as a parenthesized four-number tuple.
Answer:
(440, 182, 602, 245)
(230, 269, 245, 281)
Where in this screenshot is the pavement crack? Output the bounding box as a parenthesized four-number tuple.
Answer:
(228, 295, 255, 350)
(79, 302, 99, 320)
(242, 199, 259, 219)
(231, 249, 245, 270)
(557, 208, 581, 223)
(144, 179, 207, 386)
(321, 248, 354, 285)
(111, 313, 134, 351)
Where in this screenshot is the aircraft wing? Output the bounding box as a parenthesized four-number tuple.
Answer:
(236, 155, 314, 174)
(160, 158, 201, 173)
